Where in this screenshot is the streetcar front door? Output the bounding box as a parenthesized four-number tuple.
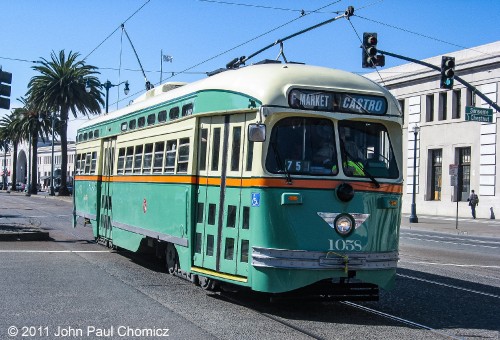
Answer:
(194, 115, 250, 278)
(98, 138, 115, 244)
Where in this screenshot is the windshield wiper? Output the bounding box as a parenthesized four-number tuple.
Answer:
(271, 142, 292, 184)
(341, 144, 380, 188)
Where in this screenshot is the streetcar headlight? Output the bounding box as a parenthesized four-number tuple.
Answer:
(334, 214, 355, 236)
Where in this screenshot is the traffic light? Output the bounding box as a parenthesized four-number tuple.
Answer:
(440, 56, 455, 89)
(0, 68, 12, 110)
(362, 33, 378, 68)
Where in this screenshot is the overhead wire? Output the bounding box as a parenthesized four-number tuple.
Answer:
(83, 0, 151, 61)
(355, 14, 495, 57)
(114, 0, 343, 104)
(197, 0, 343, 14)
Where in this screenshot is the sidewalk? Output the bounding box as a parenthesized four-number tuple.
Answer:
(0, 190, 72, 241)
(401, 213, 500, 239)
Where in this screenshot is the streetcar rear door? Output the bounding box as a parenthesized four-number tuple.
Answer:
(97, 138, 115, 243)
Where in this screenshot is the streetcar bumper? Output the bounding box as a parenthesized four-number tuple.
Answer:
(250, 247, 398, 293)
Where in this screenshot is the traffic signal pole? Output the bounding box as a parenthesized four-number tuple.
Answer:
(377, 49, 500, 112)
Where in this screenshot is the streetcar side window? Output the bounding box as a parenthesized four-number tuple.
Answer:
(165, 140, 177, 173)
(224, 238, 235, 260)
(199, 129, 208, 171)
(230, 126, 241, 171)
(89, 131, 94, 139)
(153, 142, 165, 173)
(84, 153, 91, 174)
(147, 114, 156, 126)
(158, 110, 167, 123)
(79, 154, 86, 174)
(242, 206, 250, 229)
(124, 146, 134, 173)
(246, 140, 254, 172)
(76, 154, 82, 175)
(169, 107, 179, 120)
(211, 128, 221, 171)
(138, 117, 146, 128)
(240, 240, 249, 263)
(90, 151, 97, 174)
(195, 233, 202, 254)
(121, 122, 128, 132)
(208, 204, 216, 225)
(83, 132, 88, 141)
(133, 145, 143, 173)
(143, 143, 153, 174)
(206, 235, 214, 256)
(129, 119, 136, 130)
(94, 130, 99, 138)
(117, 148, 126, 174)
(227, 205, 236, 228)
(177, 138, 190, 173)
(182, 103, 193, 117)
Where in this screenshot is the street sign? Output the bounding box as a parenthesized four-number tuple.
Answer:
(450, 175, 458, 186)
(465, 106, 493, 123)
(449, 164, 459, 176)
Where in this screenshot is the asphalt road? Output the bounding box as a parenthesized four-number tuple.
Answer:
(0, 193, 499, 340)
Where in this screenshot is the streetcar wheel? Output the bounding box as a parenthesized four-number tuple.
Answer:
(198, 275, 217, 291)
(165, 243, 178, 275)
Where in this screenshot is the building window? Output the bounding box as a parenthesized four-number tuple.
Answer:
(438, 92, 447, 120)
(452, 89, 461, 119)
(457, 147, 471, 201)
(426, 94, 434, 122)
(430, 149, 442, 201)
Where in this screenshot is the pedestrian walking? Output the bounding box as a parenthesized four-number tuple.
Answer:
(467, 190, 479, 219)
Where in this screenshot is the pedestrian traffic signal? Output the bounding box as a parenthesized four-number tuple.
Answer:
(440, 56, 455, 89)
(0, 68, 12, 110)
(362, 33, 384, 68)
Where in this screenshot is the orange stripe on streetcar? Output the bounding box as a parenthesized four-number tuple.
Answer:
(74, 174, 402, 193)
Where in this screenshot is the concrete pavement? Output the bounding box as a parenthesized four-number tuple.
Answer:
(0, 190, 71, 241)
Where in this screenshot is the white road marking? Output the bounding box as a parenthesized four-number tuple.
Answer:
(402, 236, 499, 249)
(397, 273, 500, 299)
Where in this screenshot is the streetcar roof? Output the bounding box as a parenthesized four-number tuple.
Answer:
(78, 63, 392, 130)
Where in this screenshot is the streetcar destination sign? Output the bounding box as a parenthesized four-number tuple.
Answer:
(288, 88, 387, 115)
(465, 106, 493, 123)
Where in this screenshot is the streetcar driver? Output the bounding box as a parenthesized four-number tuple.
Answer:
(312, 121, 337, 173)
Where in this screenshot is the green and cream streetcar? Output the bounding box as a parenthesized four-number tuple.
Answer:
(74, 61, 403, 300)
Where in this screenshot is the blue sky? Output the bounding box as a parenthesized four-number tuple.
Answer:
(1, 0, 499, 140)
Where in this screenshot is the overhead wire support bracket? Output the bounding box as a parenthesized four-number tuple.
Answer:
(121, 24, 153, 90)
(228, 6, 355, 69)
(377, 48, 500, 112)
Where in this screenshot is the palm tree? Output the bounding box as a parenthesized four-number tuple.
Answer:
(26, 50, 104, 195)
(16, 98, 54, 195)
(0, 132, 10, 190)
(0, 110, 24, 191)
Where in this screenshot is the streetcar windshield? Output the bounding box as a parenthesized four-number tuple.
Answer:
(338, 121, 399, 179)
(266, 117, 338, 176)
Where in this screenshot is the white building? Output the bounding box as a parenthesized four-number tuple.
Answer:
(366, 41, 500, 218)
(1, 141, 76, 190)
